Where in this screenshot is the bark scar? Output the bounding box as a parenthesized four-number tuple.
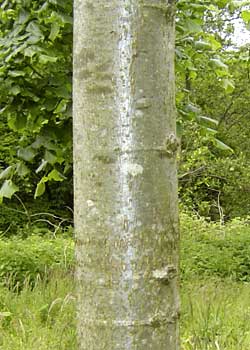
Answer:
(152, 264, 177, 284)
(158, 133, 180, 158)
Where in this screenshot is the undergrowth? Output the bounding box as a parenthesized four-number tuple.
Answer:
(1, 213, 250, 285)
(0, 236, 74, 288)
(181, 278, 250, 350)
(0, 214, 249, 348)
(0, 274, 249, 349)
(0, 272, 76, 350)
(181, 213, 250, 281)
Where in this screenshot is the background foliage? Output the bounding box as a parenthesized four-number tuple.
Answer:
(0, 0, 250, 230)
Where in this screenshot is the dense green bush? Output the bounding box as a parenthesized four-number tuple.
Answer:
(0, 0, 73, 228)
(0, 236, 74, 288)
(1, 215, 250, 289)
(178, 45, 250, 221)
(178, 122, 250, 220)
(181, 213, 250, 281)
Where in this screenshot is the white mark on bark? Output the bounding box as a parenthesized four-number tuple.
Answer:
(115, 2, 136, 348)
(136, 97, 151, 109)
(135, 110, 144, 118)
(100, 128, 107, 138)
(86, 199, 95, 207)
(86, 199, 98, 216)
(152, 265, 177, 283)
(127, 163, 143, 177)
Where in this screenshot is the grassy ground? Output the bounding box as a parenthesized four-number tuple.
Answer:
(181, 278, 250, 350)
(1, 214, 250, 349)
(0, 272, 76, 350)
(0, 273, 249, 349)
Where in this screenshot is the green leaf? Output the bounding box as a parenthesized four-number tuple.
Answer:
(189, 70, 197, 80)
(9, 85, 21, 96)
(241, 10, 250, 23)
(44, 151, 57, 165)
(204, 127, 218, 135)
(215, 69, 228, 78)
(222, 79, 235, 94)
(5, 43, 28, 62)
(0, 180, 19, 199)
(24, 45, 42, 57)
(31, 136, 58, 151)
(207, 36, 221, 50)
(214, 139, 233, 152)
(47, 169, 65, 182)
(39, 54, 58, 64)
(50, 10, 73, 25)
(197, 115, 219, 127)
(17, 147, 36, 162)
(8, 70, 26, 77)
(186, 103, 200, 114)
(210, 58, 228, 70)
(0, 166, 14, 180)
(194, 40, 212, 50)
(52, 85, 71, 99)
(49, 22, 60, 41)
(178, 108, 193, 121)
(16, 162, 30, 177)
(22, 90, 40, 102)
(26, 21, 43, 38)
(14, 115, 27, 131)
(17, 9, 30, 24)
(183, 19, 202, 33)
(217, 0, 229, 8)
(53, 99, 67, 114)
(34, 180, 46, 198)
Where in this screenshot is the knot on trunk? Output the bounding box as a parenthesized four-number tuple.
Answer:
(152, 264, 177, 284)
(159, 133, 180, 158)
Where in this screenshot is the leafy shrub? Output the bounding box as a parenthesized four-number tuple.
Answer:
(0, 236, 74, 288)
(2, 214, 250, 290)
(181, 213, 250, 281)
(0, 0, 73, 196)
(178, 120, 250, 221)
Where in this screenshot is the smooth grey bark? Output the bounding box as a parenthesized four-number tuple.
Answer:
(73, 1, 179, 349)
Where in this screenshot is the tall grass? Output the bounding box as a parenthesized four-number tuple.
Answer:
(0, 273, 249, 349)
(181, 279, 250, 350)
(0, 272, 76, 350)
(1, 215, 250, 349)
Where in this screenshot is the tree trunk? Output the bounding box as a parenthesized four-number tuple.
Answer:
(73, 1, 179, 349)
